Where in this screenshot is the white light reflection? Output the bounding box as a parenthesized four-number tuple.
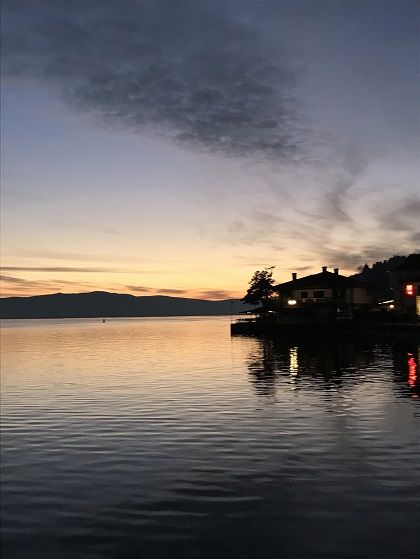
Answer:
(289, 346, 298, 377)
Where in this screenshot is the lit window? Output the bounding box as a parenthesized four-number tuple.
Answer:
(405, 284, 414, 296)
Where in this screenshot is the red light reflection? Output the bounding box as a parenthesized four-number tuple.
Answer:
(407, 353, 417, 389)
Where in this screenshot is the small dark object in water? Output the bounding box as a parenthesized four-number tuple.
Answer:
(102, 319, 106, 323)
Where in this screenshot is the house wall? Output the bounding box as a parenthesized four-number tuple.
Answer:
(390, 271, 420, 315)
(346, 287, 371, 305)
(292, 288, 334, 300)
(283, 286, 371, 306)
(402, 281, 419, 316)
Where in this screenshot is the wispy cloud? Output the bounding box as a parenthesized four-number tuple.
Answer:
(0, 274, 97, 296)
(125, 285, 187, 295)
(198, 289, 233, 300)
(1, 266, 124, 273)
(2, 0, 418, 273)
(324, 146, 369, 223)
(1, 266, 167, 274)
(125, 284, 233, 299)
(125, 286, 154, 293)
(13, 251, 122, 262)
(158, 288, 188, 295)
(1, 275, 34, 285)
(375, 196, 420, 236)
(45, 220, 127, 237)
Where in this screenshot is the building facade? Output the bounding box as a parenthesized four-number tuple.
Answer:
(274, 266, 371, 316)
(390, 254, 420, 319)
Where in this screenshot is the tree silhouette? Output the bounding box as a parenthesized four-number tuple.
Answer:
(241, 267, 276, 307)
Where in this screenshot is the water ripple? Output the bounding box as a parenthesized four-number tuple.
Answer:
(1, 317, 419, 559)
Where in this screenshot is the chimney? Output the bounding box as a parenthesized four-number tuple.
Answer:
(334, 268, 339, 275)
(322, 266, 327, 272)
(292, 272, 297, 280)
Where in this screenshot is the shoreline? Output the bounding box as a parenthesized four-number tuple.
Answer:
(231, 319, 420, 341)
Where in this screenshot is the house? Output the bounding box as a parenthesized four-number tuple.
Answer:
(389, 254, 420, 319)
(273, 266, 371, 316)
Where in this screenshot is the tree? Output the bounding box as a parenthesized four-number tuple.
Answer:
(241, 267, 276, 307)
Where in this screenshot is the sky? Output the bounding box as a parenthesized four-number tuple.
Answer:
(1, 0, 419, 299)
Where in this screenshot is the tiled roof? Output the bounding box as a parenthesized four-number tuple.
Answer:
(274, 270, 366, 291)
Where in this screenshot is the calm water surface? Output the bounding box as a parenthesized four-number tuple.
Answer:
(1, 317, 419, 559)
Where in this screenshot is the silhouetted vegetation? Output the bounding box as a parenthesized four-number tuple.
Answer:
(241, 267, 275, 307)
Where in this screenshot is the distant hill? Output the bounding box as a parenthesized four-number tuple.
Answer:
(0, 291, 250, 319)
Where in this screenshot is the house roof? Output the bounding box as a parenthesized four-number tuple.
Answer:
(274, 270, 366, 291)
(390, 253, 420, 272)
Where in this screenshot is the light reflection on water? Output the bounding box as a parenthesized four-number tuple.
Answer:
(1, 317, 419, 559)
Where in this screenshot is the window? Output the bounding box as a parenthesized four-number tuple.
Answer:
(301, 291, 308, 298)
(405, 284, 414, 296)
(314, 290, 324, 298)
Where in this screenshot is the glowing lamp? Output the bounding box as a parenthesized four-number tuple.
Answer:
(389, 304, 394, 309)
(288, 299, 297, 305)
(405, 284, 414, 296)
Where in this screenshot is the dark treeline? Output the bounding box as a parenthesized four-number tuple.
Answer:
(353, 254, 410, 301)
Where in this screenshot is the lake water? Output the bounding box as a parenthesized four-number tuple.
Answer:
(1, 317, 419, 559)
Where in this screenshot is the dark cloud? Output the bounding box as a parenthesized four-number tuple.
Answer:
(125, 285, 187, 295)
(2, 1, 417, 273)
(0, 274, 96, 295)
(125, 286, 154, 293)
(318, 245, 412, 272)
(157, 288, 187, 295)
(2, 0, 302, 161)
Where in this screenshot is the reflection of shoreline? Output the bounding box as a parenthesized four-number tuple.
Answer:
(246, 338, 420, 400)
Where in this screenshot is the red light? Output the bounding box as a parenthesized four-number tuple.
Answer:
(405, 284, 414, 296)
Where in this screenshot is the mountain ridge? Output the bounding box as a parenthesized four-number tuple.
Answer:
(0, 291, 249, 319)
